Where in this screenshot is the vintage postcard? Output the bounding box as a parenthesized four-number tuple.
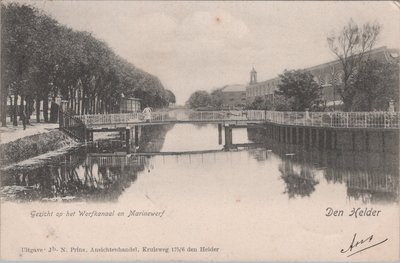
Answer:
(0, 1, 399, 261)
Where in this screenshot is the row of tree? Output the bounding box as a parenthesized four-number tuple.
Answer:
(0, 3, 176, 126)
(185, 89, 224, 109)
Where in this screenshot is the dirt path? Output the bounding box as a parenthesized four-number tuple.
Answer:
(0, 123, 59, 145)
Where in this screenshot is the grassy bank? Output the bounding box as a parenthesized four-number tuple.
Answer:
(0, 130, 77, 166)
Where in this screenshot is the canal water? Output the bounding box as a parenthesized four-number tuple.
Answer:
(1, 123, 399, 260)
(1, 123, 398, 204)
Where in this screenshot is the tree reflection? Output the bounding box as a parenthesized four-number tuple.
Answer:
(279, 158, 319, 199)
(1, 154, 148, 202)
(139, 124, 173, 152)
(247, 126, 399, 203)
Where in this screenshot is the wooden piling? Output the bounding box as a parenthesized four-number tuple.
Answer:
(126, 127, 131, 154)
(285, 126, 288, 143)
(331, 130, 336, 150)
(224, 125, 232, 149)
(85, 129, 90, 142)
(135, 126, 139, 147)
(218, 123, 222, 144)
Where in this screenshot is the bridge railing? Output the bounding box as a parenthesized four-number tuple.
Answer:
(86, 154, 149, 167)
(74, 111, 176, 125)
(59, 110, 86, 141)
(71, 110, 399, 129)
(264, 111, 399, 128)
(75, 112, 141, 125)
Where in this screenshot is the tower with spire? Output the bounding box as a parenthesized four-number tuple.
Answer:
(250, 66, 257, 84)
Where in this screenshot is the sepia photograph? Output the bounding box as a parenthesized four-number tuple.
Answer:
(0, 1, 399, 261)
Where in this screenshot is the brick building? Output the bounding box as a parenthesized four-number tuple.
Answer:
(246, 46, 399, 109)
(220, 84, 247, 107)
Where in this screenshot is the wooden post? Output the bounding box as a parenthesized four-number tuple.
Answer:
(126, 127, 131, 154)
(302, 127, 306, 146)
(224, 125, 232, 149)
(309, 128, 313, 148)
(218, 123, 222, 145)
(296, 127, 299, 145)
(365, 131, 369, 152)
(285, 126, 289, 143)
(135, 126, 139, 148)
(316, 129, 319, 149)
(85, 129, 90, 143)
(331, 130, 336, 150)
(323, 129, 327, 150)
(90, 131, 94, 142)
(289, 126, 293, 144)
(271, 124, 274, 139)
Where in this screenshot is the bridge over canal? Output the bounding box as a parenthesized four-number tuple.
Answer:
(59, 109, 400, 153)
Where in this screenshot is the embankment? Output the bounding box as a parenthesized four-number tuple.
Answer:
(0, 130, 78, 166)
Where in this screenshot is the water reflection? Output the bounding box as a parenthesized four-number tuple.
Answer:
(279, 158, 319, 199)
(0, 124, 398, 204)
(0, 150, 150, 202)
(248, 128, 399, 203)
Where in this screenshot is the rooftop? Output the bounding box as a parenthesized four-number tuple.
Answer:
(221, 84, 247, 92)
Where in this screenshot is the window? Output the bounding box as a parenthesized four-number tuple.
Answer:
(333, 71, 343, 85)
(325, 74, 331, 85)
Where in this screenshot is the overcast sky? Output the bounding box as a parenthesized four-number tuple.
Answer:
(16, 1, 400, 104)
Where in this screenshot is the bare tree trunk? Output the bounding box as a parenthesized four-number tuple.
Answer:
(68, 88, 73, 113)
(8, 96, 13, 123)
(19, 94, 24, 121)
(87, 94, 92, 114)
(26, 98, 33, 124)
(43, 95, 49, 122)
(13, 94, 18, 126)
(73, 88, 77, 114)
(81, 91, 85, 115)
(77, 87, 81, 115)
(0, 87, 7, 127)
(36, 96, 41, 123)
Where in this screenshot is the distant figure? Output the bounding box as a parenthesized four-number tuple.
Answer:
(142, 106, 152, 122)
(388, 100, 395, 112)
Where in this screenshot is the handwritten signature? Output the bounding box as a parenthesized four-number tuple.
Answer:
(340, 233, 388, 257)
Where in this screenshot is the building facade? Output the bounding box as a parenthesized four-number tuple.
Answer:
(246, 46, 399, 108)
(246, 75, 280, 104)
(120, 97, 141, 113)
(220, 84, 247, 108)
